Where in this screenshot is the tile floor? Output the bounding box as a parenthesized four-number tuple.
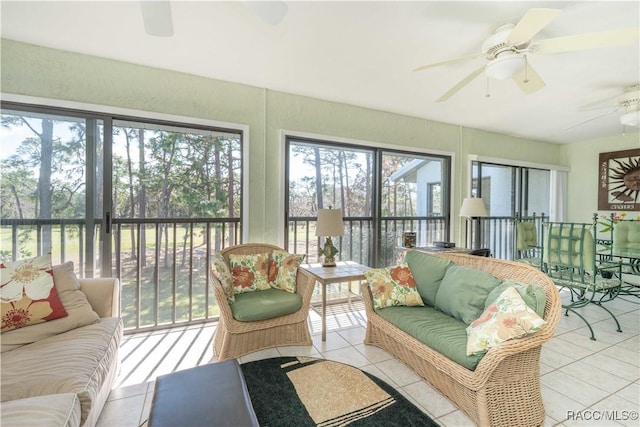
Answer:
(98, 290, 639, 427)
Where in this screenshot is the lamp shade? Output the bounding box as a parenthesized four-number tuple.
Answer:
(316, 209, 345, 237)
(460, 198, 488, 218)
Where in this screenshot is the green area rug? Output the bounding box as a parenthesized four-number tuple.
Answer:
(241, 356, 439, 427)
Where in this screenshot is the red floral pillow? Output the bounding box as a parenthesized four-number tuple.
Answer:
(363, 264, 424, 310)
(228, 253, 271, 294)
(1, 254, 68, 332)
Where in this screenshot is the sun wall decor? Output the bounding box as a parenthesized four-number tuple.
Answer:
(598, 149, 640, 212)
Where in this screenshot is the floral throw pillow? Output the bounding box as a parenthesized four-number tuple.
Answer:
(466, 286, 546, 356)
(364, 264, 424, 310)
(268, 250, 306, 293)
(228, 253, 270, 294)
(210, 253, 235, 304)
(1, 254, 68, 332)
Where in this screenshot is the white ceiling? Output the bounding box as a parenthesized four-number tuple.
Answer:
(2, 1, 639, 145)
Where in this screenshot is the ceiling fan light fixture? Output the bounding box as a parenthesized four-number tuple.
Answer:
(485, 53, 526, 80)
(620, 110, 640, 127)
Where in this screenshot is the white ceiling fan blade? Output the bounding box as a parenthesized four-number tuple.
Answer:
(564, 108, 620, 131)
(244, 1, 288, 26)
(507, 8, 561, 46)
(533, 27, 640, 53)
(436, 66, 485, 103)
(140, 1, 174, 37)
(414, 54, 483, 72)
(512, 63, 545, 95)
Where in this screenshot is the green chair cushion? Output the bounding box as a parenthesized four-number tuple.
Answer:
(435, 265, 501, 325)
(516, 222, 537, 251)
(231, 288, 302, 322)
(485, 279, 546, 318)
(377, 306, 485, 371)
(404, 250, 453, 306)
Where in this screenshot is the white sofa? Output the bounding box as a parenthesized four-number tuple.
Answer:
(1, 262, 122, 427)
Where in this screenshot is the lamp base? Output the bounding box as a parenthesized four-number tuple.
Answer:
(322, 256, 336, 267)
(319, 236, 339, 267)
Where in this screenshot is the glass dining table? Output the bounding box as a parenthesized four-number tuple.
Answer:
(603, 248, 640, 297)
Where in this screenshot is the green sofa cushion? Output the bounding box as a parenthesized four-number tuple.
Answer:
(435, 265, 501, 325)
(377, 306, 484, 371)
(404, 250, 453, 306)
(231, 288, 302, 322)
(485, 279, 547, 318)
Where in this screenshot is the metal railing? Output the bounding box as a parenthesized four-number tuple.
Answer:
(112, 218, 241, 331)
(287, 216, 448, 267)
(0, 217, 241, 333)
(2, 214, 542, 333)
(475, 214, 547, 260)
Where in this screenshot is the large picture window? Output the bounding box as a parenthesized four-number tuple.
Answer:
(1, 102, 243, 331)
(285, 136, 451, 267)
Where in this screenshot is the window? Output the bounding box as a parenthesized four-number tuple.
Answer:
(1, 102, 243, 331)
(286, 136, 451, 267)
(471, 160, 550, 259)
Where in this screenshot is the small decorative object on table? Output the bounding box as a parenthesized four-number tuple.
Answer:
(402, 232, 416, 248)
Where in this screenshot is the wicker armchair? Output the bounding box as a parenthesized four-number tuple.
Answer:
(209, 243, 316, 361)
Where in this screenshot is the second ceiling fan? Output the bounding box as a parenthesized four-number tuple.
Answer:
(415, 8, 640, 102)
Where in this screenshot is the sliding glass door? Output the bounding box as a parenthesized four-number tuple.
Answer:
(1, 107, 105, 276)
(472, 161, 550, 258)
(1, 102, 244, 332)
(285, 136, 451, 267)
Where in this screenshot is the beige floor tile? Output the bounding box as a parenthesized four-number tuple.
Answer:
(436, 409, 476, 427)
(401, 380, 458, 419)
(321, 345, 371, 367)
(275, 344, 318, 358)
(580, 353, 639, 380)
(353, 342, 394, 363)
(107, 382, 150, 401)
(360, 363, 399, 388)
(589, 395, 640, 427)
(311, 330, 351, 351)
(97, 393, 146, 427)
(541, 370, 613, 407)
(373, 358, 422, 387)
(600, 345, 640, 367)
(559, 361, 634, 393)
(238, 347, 280, 363)
(336, 325, 366, 344)
(616, 381, 640, 405)
(545, 336, 600, 359)
(541, 346, 579, 369)
(541, 385, 587, 424)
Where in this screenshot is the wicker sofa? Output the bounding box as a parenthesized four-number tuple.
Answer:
(362, 252, 561, 427)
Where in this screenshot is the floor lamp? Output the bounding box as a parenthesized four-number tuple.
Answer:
(460, 198, 488, 249)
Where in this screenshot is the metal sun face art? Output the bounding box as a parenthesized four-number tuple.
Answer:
(599, 149, 640, 211)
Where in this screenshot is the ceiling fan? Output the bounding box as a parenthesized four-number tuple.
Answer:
(139, 1, 289, 37)
(414, 8, 640, 103)
(566, 84, 640, 130)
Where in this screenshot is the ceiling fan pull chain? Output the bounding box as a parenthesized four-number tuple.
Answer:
(485, 77, 491, 98)
(524, 56, 530, 83)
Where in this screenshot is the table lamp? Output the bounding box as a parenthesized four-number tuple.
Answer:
(460, 197, 488, 249)
(316, 208, 344, 267)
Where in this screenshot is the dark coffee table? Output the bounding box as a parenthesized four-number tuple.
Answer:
(148, 360, 259, 427)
